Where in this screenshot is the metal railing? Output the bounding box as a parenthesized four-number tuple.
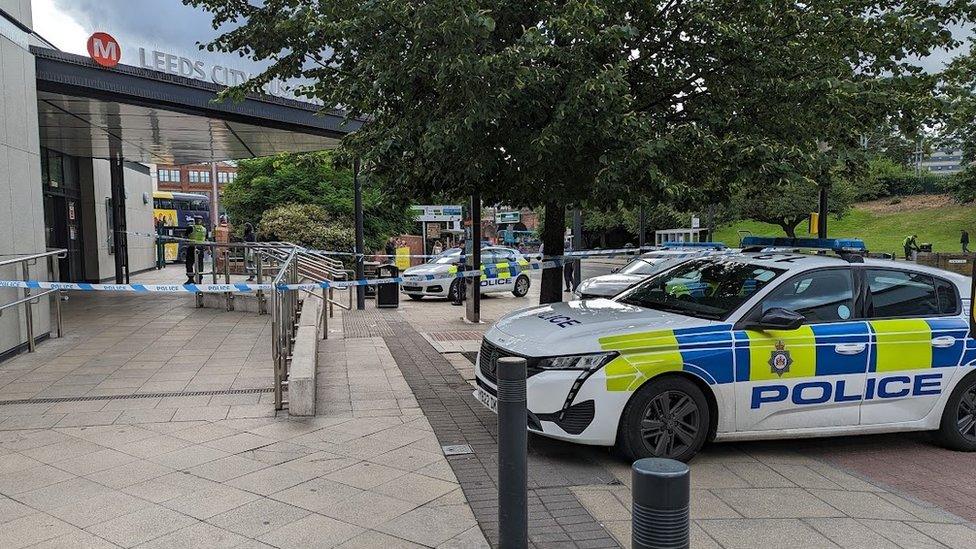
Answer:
(0, 249, 67, 352)
(257, 244, 355, 411)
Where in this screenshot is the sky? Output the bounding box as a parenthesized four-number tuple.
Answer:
(31, 0, 972, 76)
(31, 0, 272, 77)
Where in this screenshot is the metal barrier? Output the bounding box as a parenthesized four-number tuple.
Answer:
(0, 249, 67, 352)
(257, 244, 354, 410)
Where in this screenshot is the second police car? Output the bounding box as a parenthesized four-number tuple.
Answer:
(474, 237, 976, 461)
(401, 246, 532, 300)
(574, 242, 729, 299)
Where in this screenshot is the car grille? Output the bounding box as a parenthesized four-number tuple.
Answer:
(536, 400, 595, 435)
(479, 339, 541, 385)
(402, 285, 423, 292)
(479, 339, 503, 384)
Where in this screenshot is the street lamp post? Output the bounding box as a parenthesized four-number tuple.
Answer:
(353, 159, 365, 310)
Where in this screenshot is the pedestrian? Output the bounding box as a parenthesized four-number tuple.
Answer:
(384, 237, 396, 262)
(432, 240, 443, 256)
(962, 229, 970, 254)
(185, 216, 207, 284)
(452, 239, 467, 305)
(563, 238, 576, 292)
(243, 223, 257, 281)
(902, 234, 920, 261)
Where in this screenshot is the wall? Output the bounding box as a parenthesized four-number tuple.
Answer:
(0, 1, 49, 357)
(88, 160, 156, 280)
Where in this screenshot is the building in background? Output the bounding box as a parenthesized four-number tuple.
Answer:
(920, 149, 964, 175)
(153, 161, 237, 224)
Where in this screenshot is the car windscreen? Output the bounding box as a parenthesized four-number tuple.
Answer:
(429, 249, 462, 264)
(617, 258, 784, 320)
(618, 255, 686, 275)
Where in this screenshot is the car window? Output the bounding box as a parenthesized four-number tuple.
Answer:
(936, 279, 960, 315)
(618, 258, 783, 320)
(758, 269, 855, 323)
(866, 269, 940, 318)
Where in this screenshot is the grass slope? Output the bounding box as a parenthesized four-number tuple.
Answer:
(713, 194, 976, 255)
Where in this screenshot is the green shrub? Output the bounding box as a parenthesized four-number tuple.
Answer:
(257, 204, 355, 251)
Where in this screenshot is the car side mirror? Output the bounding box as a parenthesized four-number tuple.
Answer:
(743, 307, 805, 331)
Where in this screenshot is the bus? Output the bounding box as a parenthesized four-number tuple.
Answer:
(153, 191, 211, 262)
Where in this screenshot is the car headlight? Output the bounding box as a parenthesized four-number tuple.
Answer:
(535, 352, 618, 371)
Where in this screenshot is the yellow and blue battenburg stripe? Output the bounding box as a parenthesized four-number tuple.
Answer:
(601, 318, 975, 393)
(600, 325, 735, 392)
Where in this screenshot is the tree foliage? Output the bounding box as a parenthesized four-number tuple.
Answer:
(258, 203, 355, 250)
(188, 0, 974, 300)
(221, 152, 413, 251)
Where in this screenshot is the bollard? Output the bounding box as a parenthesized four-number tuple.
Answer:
(632, 458, 690, 549)
(497, 356, 528, 549)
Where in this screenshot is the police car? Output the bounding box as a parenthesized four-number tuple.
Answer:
(474, 237, 976, 461)
(574, 243, 729, 299)
(401, 246, 532, 300)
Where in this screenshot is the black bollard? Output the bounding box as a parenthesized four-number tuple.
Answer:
(632, 458, 690, 549)
(497, 356, 528, 549)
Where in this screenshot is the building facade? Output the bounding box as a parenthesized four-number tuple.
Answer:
(153, 161, 237, 222)
(0, 4, 354, 360)
(920, 150, 964, 175)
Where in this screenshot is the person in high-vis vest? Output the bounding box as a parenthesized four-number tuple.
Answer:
(185, 216, 207, 284)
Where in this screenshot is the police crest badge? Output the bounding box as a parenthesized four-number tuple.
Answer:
(768, 340, 792, 376)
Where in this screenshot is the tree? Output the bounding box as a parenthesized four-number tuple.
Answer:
(731, 179, 855, 238)
(221, 151, 412, 252)
(188, 0, 972, 302)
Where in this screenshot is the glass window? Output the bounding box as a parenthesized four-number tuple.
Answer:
(200, 171, 211, 183)
(936, 279, 960, 315)
(618, 258, 783, 320)
(757, 269, 855, 323)
(867, 269, 940, 318)
(47, 150, 63, 188)
(189, 171, 199, 183)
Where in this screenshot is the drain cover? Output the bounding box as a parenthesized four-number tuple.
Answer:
(442, 444, 474, 456)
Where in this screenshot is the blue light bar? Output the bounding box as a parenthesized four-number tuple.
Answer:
(661, 242, 727, 250)
(740, 236, 866, 252)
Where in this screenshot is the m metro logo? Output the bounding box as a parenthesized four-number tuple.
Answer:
(87, 32, 121, 68)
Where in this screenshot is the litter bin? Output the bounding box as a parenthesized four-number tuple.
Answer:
(376, 264, 400, 308)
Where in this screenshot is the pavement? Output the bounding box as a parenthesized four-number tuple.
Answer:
(0, 261, 974, 548)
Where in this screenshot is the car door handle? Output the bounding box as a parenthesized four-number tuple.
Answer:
(932, 336, 956, 348)
(834, 343, 866, 355)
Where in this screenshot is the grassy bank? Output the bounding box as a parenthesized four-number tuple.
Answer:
(712, 195, 976, 255)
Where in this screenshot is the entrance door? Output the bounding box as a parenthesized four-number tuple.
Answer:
(735, 268, 869, 431)
(42, 194, 85, 282)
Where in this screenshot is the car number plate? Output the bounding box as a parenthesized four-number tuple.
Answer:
(474, 387, 497, 413)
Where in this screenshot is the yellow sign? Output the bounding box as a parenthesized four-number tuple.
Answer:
(395, 247, 411, 270)
(808, 212, 819, 235)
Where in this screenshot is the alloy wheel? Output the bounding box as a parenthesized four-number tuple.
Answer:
(640, 390, 701, 458)
(957, 383, 976, 442)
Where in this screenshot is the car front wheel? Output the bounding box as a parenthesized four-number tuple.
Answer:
(512, 275, 530, 297)
(937, 372, 976, 451)
(615, 376, 710, 462)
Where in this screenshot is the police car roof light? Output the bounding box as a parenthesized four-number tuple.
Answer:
(740, 237, 867, 261)
(661, 241, 727, 250)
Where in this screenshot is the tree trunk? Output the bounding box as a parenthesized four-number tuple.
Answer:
(540, 200, 565, 304)
(781, 222, 797, 239)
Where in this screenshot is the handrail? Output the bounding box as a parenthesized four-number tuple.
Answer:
(0, 248, 66, 353)
(0, 248, 66, 268)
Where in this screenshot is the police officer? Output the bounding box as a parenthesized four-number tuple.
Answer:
(452, 238, 467, 306)
(185, 216, 207, 284)
(563, 238, 576, 292)
(902, 234, 920, 261)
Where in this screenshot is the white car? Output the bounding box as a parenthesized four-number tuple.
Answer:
(474, 238, 976, 461)
(401, 246, 532, 300)
(575, 245, 729, 299)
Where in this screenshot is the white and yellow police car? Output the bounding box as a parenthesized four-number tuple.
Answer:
(574, 242, 729, 299)
(401, 246, 532, 300)
(474, 237, 976, 461)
